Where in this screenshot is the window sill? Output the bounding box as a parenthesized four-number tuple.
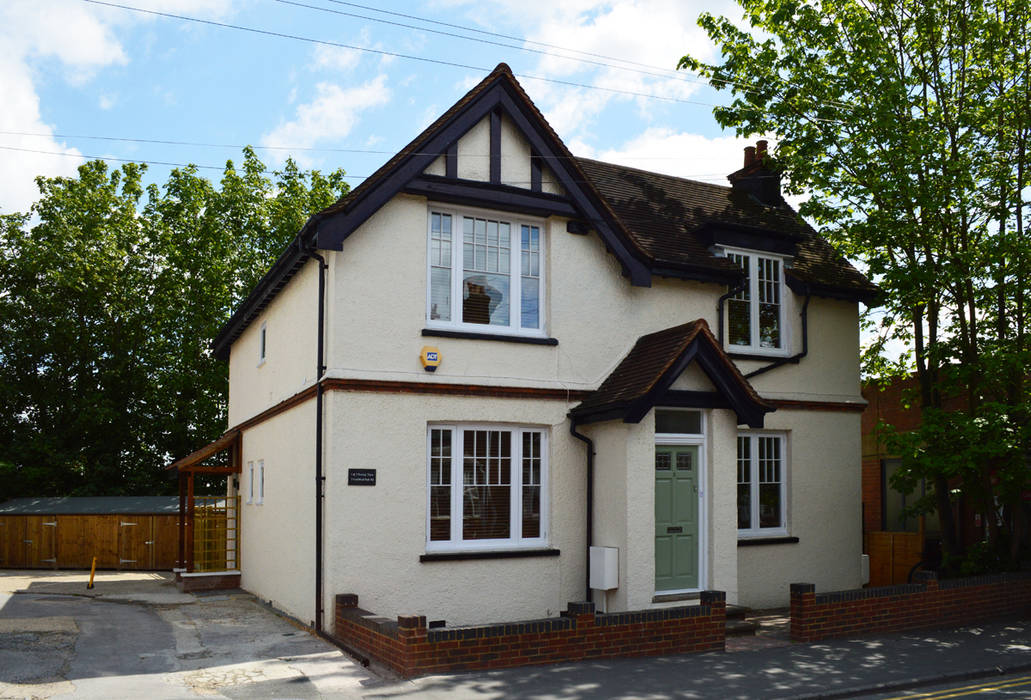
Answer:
(420, 548, 559, 562)
(727, 351, 793, 362)
(737, 536, 799, 547)
(422, 328, 558, 346)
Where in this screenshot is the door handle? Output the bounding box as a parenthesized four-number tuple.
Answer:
(666, 526, 683, 534)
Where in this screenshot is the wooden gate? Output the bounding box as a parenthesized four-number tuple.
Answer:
(0, 514, 179, 570)
(866, 531, 924, 586)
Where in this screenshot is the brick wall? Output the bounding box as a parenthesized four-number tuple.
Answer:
(334, 592, 726, 677)
(790, 571, 1031, 642)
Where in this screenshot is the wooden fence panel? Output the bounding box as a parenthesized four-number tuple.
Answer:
(152, 515, 179, 570)
(56, 515, 89, 568)
(2, 512, 183, 571)
(866, 531, 923, 586)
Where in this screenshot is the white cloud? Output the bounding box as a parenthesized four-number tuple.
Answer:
(446, 0, 740, 139)
(0, 0, 233, 214)
(260, 75, 392, 165)
(592, 128, 753, 183)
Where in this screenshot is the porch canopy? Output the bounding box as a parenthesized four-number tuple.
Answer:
(570, 319, 773, 427)
(166, 430, 241, 573)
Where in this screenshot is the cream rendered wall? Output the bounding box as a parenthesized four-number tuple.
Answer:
(228, 259, 319, 427)
(320, 390, 585, 626)
(587, 406, 741, 611)
(238, 400, 316, 623)
(736, 297, 861, 402)
(736, 409, 863, 608)
(456, 118, 490, 181)
(499, 113, 530, 187)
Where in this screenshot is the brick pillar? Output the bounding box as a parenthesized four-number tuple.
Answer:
(397, 614, 427, 677)
(790, 583, 816, 642)
(701, 590, 727, 650)
(334, 594, 359, 640)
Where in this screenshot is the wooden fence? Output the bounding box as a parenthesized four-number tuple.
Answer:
(0, 514, 179, 570)
(865, 530, 924, 586)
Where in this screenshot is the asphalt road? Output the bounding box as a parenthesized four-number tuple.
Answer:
(863, 672, 1031, 699)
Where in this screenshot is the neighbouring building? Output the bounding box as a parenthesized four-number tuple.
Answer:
(171, 64, 877, 632)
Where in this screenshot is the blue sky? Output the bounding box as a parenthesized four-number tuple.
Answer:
(0, 0, 760, 215)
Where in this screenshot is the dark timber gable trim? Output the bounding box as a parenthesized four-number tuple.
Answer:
(313, 74, 652, 287)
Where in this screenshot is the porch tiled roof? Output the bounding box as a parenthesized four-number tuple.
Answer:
(571, 319, 773, 426)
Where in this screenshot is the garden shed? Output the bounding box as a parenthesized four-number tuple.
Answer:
(0, 496, 179, 570)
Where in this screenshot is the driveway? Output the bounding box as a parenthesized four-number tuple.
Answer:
(0, 570, 379, 699)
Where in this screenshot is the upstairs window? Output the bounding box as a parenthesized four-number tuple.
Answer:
(725, 249, 785, 353)
(427, 208, 544, 335)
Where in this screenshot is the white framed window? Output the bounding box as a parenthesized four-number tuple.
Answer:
(427, 424, 548, 551)
(737, 432, 787, 537)
(724, 248, 787, 354)
(258, 321, 268, 366)
(247, 461, 254, 504)
(257, 460, 265, 505)
(426, 206, 545, 336)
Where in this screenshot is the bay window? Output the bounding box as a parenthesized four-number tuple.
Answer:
(725, 249, 785, 353)
(737, 432, 787, 537)
(427, 425, 547, 550)
(427, 208, 544, 335)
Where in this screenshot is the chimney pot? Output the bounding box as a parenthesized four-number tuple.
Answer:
(756, 140, 768, 160)
(744, 146, 756, 167)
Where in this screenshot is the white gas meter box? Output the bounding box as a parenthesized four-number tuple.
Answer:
(589, 546, 619, 591)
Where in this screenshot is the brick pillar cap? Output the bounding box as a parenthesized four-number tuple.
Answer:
(790, 583, 816, 594)
(565, 601, 596, 615)
(914, 570, 938, 582)
(700, 590, 726, 603)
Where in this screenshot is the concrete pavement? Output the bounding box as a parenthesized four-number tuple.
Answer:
(2, 570, 1030, 698)
(362, 617, 1031, 699)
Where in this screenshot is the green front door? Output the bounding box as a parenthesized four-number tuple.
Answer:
(655, 445, 699, 591)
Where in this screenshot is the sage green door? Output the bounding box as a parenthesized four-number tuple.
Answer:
(655, 445, 699, 591)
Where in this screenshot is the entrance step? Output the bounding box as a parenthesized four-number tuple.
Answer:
(726, 604, 752, 620)
(725, 605, 758, 637)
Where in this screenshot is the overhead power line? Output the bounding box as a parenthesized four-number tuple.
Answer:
(79, 0, 725, 108)
(273, 0, 701, 86)
(0, 144, 741, 185)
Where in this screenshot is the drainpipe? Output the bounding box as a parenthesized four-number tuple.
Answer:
(744, 285, 811, 379)
(717, 279, 749, 347)
(306, 242, 329, 633)
(569, 417, 594, 602)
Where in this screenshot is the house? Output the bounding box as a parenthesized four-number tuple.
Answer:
(171, 63, 877, 633)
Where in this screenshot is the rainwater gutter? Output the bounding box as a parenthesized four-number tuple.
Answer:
(305, 241, 329, 634)
(744, 285, 811, 379)
(569, 417, 594, 602)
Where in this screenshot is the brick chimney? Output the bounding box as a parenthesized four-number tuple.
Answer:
(729, 139, 782, 207)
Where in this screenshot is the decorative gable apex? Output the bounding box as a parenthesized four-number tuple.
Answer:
(313, 63, 651, 286)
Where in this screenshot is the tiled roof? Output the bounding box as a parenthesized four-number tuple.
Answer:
(0, 497, 180, 515)
(212, 64, 877, 358)
(576, 158, 878, 300)
(571, 319, 772, 425)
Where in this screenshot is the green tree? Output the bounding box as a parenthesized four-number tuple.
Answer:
(0, 150, 348, 497)
(681, 0, 1031, 569)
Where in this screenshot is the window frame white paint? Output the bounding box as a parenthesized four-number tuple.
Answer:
(425, 204, 547, 339)
(736, 430, 789, 539)
(654, 408, 708, 595)
(247, 461, 254, 504)
(425, 423, 550, 553)
(721, 246, 790, 357)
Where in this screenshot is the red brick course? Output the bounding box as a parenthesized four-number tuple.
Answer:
(334, 592, 726, 677)
(790, 572, 1031, 642)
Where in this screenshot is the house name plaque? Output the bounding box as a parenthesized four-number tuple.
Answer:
(348, 469, 377, 486)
